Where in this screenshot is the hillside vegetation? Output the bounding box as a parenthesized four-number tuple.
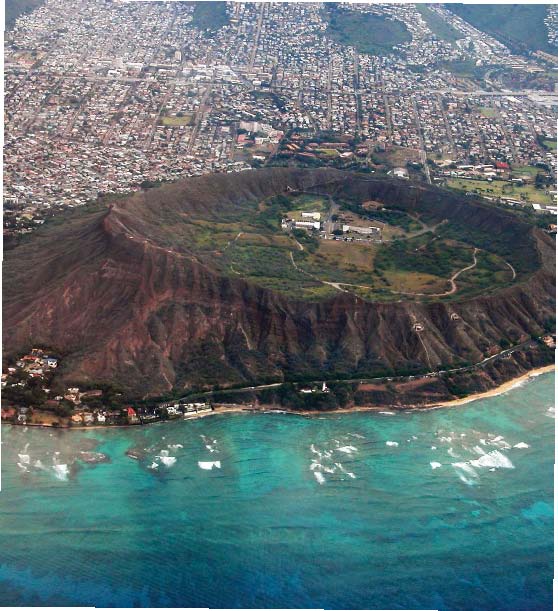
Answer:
(446, 4, 557, 55)
(5, 0, 44, 29)
(325, 5, 411, 56)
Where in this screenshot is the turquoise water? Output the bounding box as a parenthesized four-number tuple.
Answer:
(0, 373, 554, 609)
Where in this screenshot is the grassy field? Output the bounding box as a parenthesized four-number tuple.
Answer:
(325, 6, 411, 56)
(479, 107, 498, 118)
(542, 138, 557, 152)
(416, 5, 462, 43)
(512, 165, 544, 177)
(160, 115, 194, 127)
(295, 239, 379, 287)
(288, 194, 328, 212)
(446, 178, 554, 206)
(383, 270, 448, 294)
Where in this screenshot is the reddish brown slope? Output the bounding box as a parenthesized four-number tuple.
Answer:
(3, 169, 555, 398)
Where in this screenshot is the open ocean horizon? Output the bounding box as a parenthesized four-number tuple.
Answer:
(0, 372, 554, 610)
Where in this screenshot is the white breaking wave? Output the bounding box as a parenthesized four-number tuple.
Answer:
(430, 462, 442, 470)
(168, 444, 183, 450)
(470, 450, 514, 470)
(17, 454, 30, 464)
(513, 442, 530, 449)
(487, 435, 511, 450)
(333, 462, 356, 479)
(447, 447, 460, 458)
(314, 471, 326, 485)
(198, 461, 221, 470)
(337, 445, 357, 454)
(159, 456, 176, 467)
(378, 411, 395, 416)
(386, 441, 399, 447)
(52, 464, 69, 481)
(452, 462, 479, 486)
(148, 462, 159, 469)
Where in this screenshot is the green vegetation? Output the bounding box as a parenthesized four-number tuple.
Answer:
(160, 114, 194, 127)
(416, 5, 461, 43)
(134, 186, 525, 303)
(5, 0, 44, 29)
(455, 250, 512, 294)
(479, 107, 498, 118)
(439, 59, 487, 80)
(339, 199, 422, 233)
(446, 4, 557, 55)
(288, 194, 328, 213)
(191, 1, 229, 34)
(446, 178, 554, 206)
(375, 235, 472, 280)
(436, 221, 531, 276)
(325, 5, 411, 56)
(539, 137, 557, 152)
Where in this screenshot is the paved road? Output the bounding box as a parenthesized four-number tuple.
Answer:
(176, 338, 539, 403)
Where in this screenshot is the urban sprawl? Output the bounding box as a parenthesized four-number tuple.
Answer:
(4, 1, 558, 241)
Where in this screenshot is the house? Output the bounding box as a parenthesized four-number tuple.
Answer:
(71, 413, 83, 424)
(83, 412, 95, 425)
(394, 167, 409, 179)
(294, 220, 320, 230)
(80, 389, 103, 399)
(301, 211, 321, 220)
(542, 335, 556, 348)
(1, 407, 16, 420)
(126, 406, 139, 424)
(96, 412, 106, 423)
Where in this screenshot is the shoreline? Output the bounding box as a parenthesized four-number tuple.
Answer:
(420, 364, 556, 410)
(3, 365, 555, 429)
(273, 364, 556, 417)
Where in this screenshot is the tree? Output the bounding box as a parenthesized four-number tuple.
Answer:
(55, 400, 74, 417)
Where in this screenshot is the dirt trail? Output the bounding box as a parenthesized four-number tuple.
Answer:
(289, 251, 348, 293)
(335, 247, 480, 298)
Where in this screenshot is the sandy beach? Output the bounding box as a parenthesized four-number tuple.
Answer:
(422, 364, 556, 410)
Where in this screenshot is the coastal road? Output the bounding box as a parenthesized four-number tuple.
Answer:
(175, 338, 541, 404)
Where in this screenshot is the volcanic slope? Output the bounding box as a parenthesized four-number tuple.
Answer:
(3, 168, 555, 398)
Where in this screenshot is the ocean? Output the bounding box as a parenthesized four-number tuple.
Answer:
(0, 372, 554, 610)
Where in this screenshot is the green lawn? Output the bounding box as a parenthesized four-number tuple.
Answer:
(325, 6, 411, 56)
(479, 107, 498, 118)
(289, 194, 328, 212)
(446, 178, 554, 206)
(160, 115, 194, 127)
